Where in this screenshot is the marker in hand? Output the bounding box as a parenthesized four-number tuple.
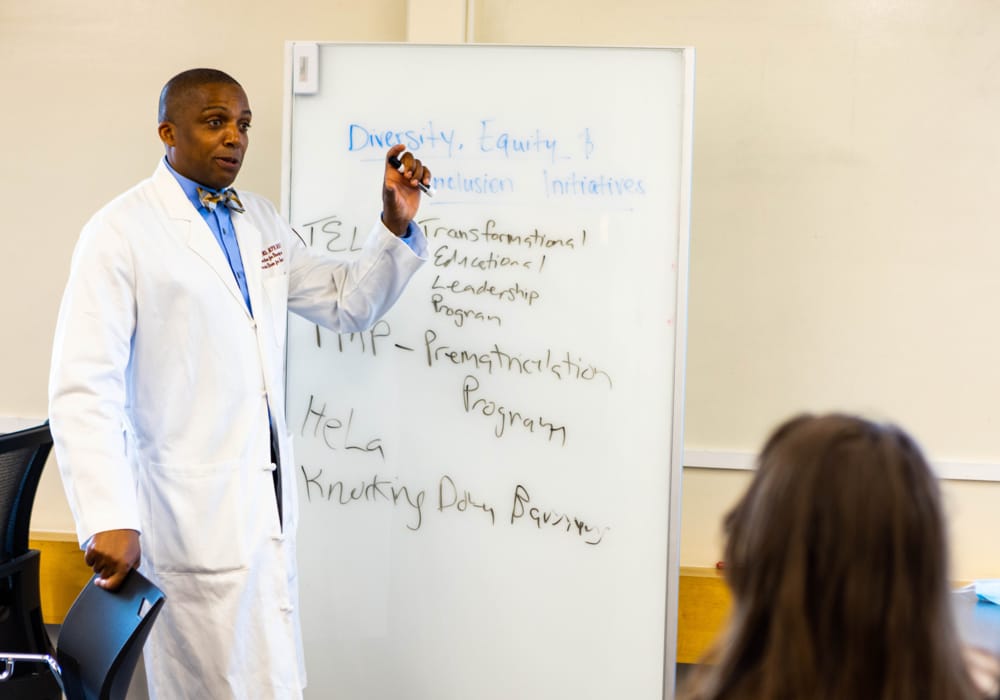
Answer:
(388, 154, 435, 197)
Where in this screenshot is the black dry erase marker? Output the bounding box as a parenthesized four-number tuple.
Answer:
(388, 154, 435, 197)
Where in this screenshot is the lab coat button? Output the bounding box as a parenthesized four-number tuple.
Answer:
(280, 603, 294, 613)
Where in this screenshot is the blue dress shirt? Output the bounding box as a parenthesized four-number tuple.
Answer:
(164, 158, 254, 314)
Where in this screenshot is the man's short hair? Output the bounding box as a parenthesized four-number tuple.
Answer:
(158, 68, 242, 123)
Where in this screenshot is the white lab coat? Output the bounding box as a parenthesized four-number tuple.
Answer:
(48, 161, 426, 699)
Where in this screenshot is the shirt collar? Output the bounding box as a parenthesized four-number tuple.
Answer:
(163, 156, 223, 212)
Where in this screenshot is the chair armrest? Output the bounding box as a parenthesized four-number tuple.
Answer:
(0, 550, 40, 578)
(0, 653, 64, 694)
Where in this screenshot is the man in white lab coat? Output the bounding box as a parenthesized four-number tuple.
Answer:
(48, 68, 431, 699)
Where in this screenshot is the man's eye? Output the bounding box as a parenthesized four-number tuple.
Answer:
(239, 122, 252, 133)
(207, 118, 222, 127)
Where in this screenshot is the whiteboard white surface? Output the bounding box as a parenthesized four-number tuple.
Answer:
(282, 43, 693, 700)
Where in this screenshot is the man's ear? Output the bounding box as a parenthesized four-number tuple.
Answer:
(158, 121, 175, 146)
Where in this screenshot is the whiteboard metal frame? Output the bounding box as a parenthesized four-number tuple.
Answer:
(664, 45, 696, 700)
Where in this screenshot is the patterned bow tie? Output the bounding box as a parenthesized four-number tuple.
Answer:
(197, 186, 244, 213)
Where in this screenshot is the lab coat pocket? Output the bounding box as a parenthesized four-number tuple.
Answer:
(147, 459, 249, 574)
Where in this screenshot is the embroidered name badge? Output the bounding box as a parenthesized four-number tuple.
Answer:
(262, 242, 285, 270)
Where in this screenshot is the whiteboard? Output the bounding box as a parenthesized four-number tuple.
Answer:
(281, 43, 693, 700)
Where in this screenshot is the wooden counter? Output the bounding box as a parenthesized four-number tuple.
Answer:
(34, 534, 735, 659)
(677, 565, 731, 663)
(31, 532, 94, 625)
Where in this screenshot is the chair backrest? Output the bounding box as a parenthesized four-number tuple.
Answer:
(0, 423, 53, 561)
(0, 423, 59, 698)
(57, 570, 166, 700)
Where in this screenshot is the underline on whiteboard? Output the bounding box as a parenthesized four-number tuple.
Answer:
(352, 156, 575, 164)
(425, 200, 636, 212)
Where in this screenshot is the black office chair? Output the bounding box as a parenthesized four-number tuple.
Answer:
(0, 568, 166, 700)
(0, 422, 60, 699)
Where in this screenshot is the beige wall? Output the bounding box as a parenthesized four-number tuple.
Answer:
(3, 0, 999, 581)
(474, 0, 1000, 582)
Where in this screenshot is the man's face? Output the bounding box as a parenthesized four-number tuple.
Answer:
(158, 82, 251, 190)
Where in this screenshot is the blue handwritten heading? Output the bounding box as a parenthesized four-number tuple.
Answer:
(348, 121, 457, 157)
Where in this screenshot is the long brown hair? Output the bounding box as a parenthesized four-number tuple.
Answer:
(681, 414, 978, 700)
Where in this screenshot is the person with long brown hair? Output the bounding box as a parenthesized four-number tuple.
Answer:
(680, 413, 990, 700)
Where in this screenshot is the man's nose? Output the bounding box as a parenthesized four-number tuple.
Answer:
(223, 124, 242, 146)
